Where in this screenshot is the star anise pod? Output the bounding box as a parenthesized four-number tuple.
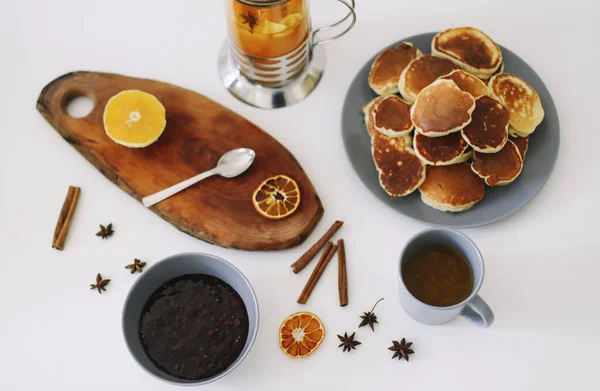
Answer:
(125, 259, 147, 274)
(241, 11, 258, 33)
(337, 332, 361, 353)
(359, 298, 384, 331)
(388, 338, 414, 361)
(90, 273, 110, 294)
(96, 223, 114, 239)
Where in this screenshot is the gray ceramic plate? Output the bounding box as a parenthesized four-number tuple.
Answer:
(341, 32, 560, 228)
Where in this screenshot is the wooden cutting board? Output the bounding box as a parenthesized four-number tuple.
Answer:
(37, 71, 324, 251)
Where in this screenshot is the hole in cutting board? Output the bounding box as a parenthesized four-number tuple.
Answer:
(66, 95, 94, 118)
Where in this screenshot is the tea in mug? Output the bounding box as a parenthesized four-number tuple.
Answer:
(402, 246, 473, 307)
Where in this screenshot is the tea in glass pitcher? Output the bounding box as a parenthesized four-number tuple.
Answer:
(225, 0, 310, 59)
(218, 0, 356, 109)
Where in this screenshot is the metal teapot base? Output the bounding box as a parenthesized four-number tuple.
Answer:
(217, 41, 326, 110)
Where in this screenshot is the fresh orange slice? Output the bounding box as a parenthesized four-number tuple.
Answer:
(279, 312, 325, 358)
(252, 175, 300, 220)
(103, 90, 166, 148)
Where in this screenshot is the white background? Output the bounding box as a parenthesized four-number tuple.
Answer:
(1, 0, 599, 389)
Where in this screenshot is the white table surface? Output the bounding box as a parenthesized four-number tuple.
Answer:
(1, 0, 599, 389)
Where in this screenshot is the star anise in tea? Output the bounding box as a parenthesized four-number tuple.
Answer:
(337, 332, 361, 353)
(96, 223, 114, 239)
(90, 273, 110, 294)
(125, 259, 147, 274)
(241, 11, 259, 33)
(388, 338, 414, 361)
(359, 298, 384, 331)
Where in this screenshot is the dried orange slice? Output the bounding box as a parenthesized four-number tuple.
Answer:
(103, 90, 166, 148)
(252, 175, 300, 220)
(279, 312, 325, 358)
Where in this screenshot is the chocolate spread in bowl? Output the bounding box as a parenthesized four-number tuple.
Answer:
(139, 274, 249, 381)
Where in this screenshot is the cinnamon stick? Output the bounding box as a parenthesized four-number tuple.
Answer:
(291, 220, 343, 273)
(337, 239, 348, 307)
(297, 242, 338, 304)
(52, 186, 81, 250)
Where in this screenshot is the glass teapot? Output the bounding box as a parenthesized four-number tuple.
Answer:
(218, 0, 356, 109)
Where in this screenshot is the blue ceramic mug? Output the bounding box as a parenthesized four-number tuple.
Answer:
(398, 229, 494, 328)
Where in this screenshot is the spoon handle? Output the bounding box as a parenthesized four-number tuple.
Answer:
(142, 168, 219, 208)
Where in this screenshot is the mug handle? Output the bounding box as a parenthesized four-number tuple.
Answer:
(312, 0, 357, 47)
(461, 295, 495, 328)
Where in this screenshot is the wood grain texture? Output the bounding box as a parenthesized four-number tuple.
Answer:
(37, 71, 324, 251)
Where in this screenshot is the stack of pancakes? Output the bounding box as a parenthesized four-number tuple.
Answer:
(365, 27, 544, 212)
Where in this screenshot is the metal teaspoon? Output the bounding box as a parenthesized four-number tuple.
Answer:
(142, 148, 256, 208)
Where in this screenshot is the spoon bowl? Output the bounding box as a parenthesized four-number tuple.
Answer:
(217, 148, 256, 178)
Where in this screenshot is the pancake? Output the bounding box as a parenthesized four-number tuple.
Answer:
(411, 79, 476, 137)
(398, 55, 458, 103)
(369, 42, 422, 96)
(510, 135, 529, 160)
(364, 97, 413, 148)
(439, 70, 490, 98)
(363, 97, 379, 136)
(432, 27, 502, 78)
(471, 140, 523, 186)
(419, 163, 485, 212)
(363, 96, 384, 114)
(413, 132, 472, 166)
(371, 133, 426, 197)
(461, 96, 510, 153)
(363, 97, 385, 137)
(373, 95, 414, 137)
(489, 73, 545, 136)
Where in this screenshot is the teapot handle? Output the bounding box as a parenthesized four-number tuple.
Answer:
(312, 0, 356, 47)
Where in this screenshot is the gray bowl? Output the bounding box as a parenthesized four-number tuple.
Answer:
(122, 253, 259, 386)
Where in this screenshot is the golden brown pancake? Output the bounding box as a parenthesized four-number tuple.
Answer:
(461, 96, 510, 153)
(439, 70, 490, 98)
(398, 55, 458, 102)
(489, 73, 544, 136)
(371, 133, 426, 197)
(373, 95, 414, 137)
(419, 163, 485, 212)
(364, 97, 413, 148)
(369, 43, 422, 96)
(411, 79, 476, 137)
(413, 132, 471, 166)
(432, 27, 502, 77)
(471, 140, 523, 186)
(366, 98, 418, 196)
(510, 135, 529, 160)
(363, 97, 386, 137)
